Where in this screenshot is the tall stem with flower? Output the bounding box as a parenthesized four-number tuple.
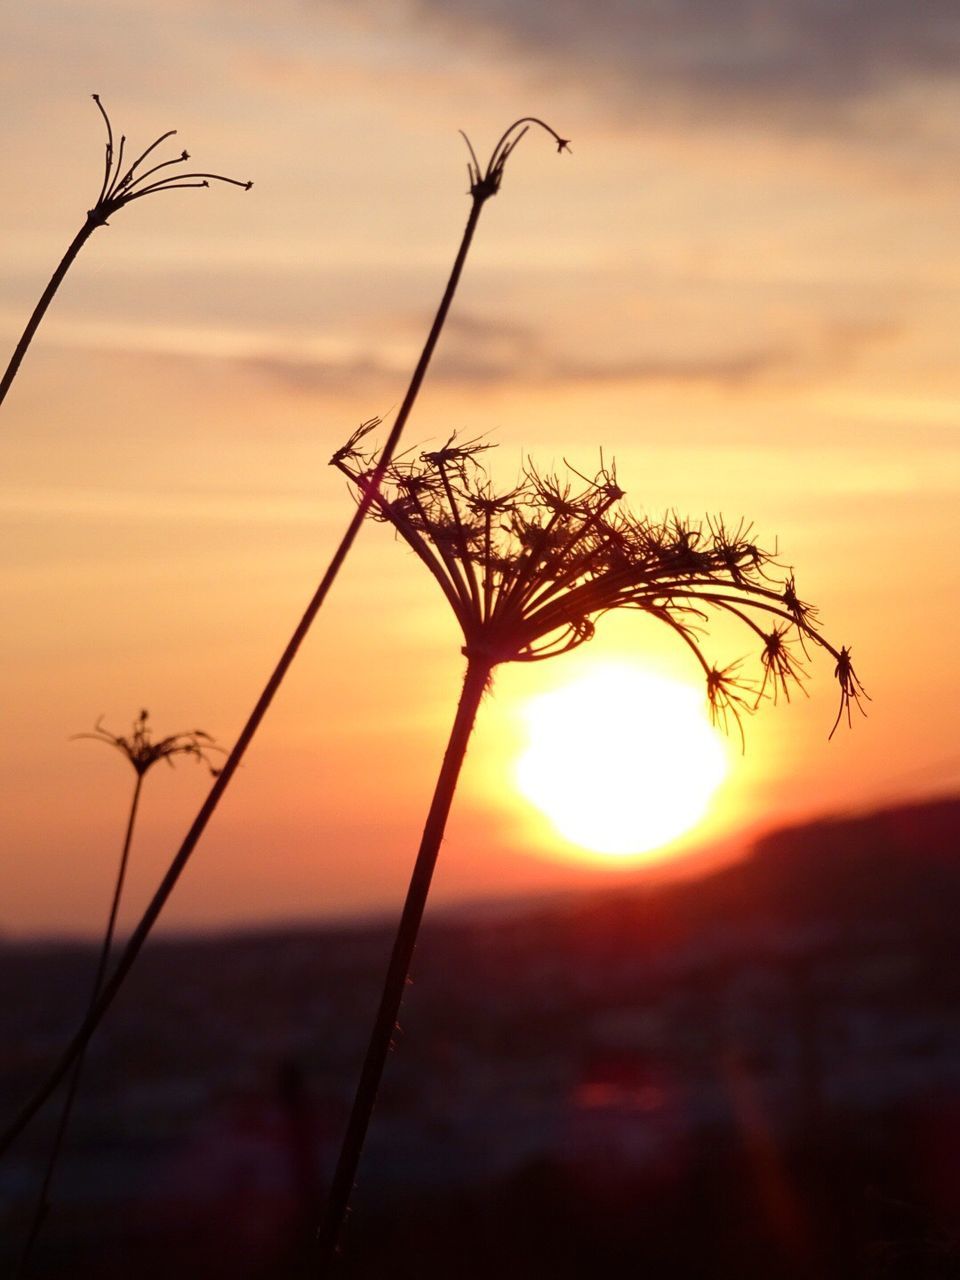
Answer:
(315, 427, 866, 1271)
(14, 712, 221, 1274)
(0, 96, 252, 413)
(0, 118, 569, 1158)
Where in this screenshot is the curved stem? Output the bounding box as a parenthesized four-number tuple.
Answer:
(14, 771, 144, 1273)
(0, 216, 100, 412)
(315, 657, 492, 1275)
(0, 193, 491, 1159)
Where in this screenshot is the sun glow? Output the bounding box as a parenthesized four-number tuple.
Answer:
(515, 664, 729, 857)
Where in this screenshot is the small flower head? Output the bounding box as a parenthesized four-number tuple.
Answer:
(330, 417, 383, 468)
(459, 117, 569, 203)
(87, 95, 252, 225)
(829, 645, 870, 739)
(757, 625, 808, 707)
(782, 572, 816, 629)
(74, 709, 222, 777)
(331, 432, 863, 742)
(707, 663, 755, 751)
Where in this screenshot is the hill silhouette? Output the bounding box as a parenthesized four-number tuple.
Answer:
(2, 793, 958, 1277)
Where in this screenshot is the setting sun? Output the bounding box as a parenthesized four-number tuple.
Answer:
(515, 664, 730, 857)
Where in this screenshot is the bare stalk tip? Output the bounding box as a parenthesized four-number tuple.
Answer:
(87, 95, 253, 221)
(460, 116, 570, 202)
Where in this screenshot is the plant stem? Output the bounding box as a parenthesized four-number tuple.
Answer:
(0, 215, 102, 412)
(315, 656, 492, 1276)
(0, 192, 492, 1159)
(14, 771, 143, 1275)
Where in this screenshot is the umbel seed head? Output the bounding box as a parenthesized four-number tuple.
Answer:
(332, 424, 867, 744)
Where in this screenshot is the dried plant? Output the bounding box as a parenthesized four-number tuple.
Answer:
(74, 708, 222, 777)
(316, 431, 865, 1269)
(0, 95, 252, 411)
(0, 118, 568, 1160)
(333, 428, 865, 734)
(14, 712, 220, 1273)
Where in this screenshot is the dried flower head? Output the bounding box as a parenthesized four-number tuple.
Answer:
(0, 97, 252, 414)
(87, 94, 252, 226)
(332, 425, 867, 743)
(459, 116, 570, 202)
(74, 709, 222, 777)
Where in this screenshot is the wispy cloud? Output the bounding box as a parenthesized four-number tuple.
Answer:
(0, 485, 326, 526)
(245, 312, 900, 392)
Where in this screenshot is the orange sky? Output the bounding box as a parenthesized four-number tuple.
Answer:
(2, 1, 959, 936)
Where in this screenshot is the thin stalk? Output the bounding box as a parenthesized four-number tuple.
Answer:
(315, 656, 492, 1275)
(14, 771, 144, 1275)
(436, 461, 482, 612)
(0, 214, 102, 411)
(0, 191, 491, 1158)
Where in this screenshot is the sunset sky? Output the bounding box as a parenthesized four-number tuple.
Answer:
(2, 1, 958, 937)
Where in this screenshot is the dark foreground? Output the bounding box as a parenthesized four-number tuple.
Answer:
(2, 796, 959, 1277)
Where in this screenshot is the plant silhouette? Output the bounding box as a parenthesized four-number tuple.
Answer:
(0, 95, 252, 412)
(316, 428, 865, 1270)
(14, 712, 221, 1274)
(0, 118, 568, 1158)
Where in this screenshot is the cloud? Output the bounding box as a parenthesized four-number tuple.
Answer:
(246, 347, 786, 393)
(390, 0, 960, 124)
(15, 284, 899, 397)
(244, 352, 401, 394)
(97, 0, 960, 133)
(245, 312, 899, 393)
(241, 310, 538, 392)
(551, 348, 794, 387)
